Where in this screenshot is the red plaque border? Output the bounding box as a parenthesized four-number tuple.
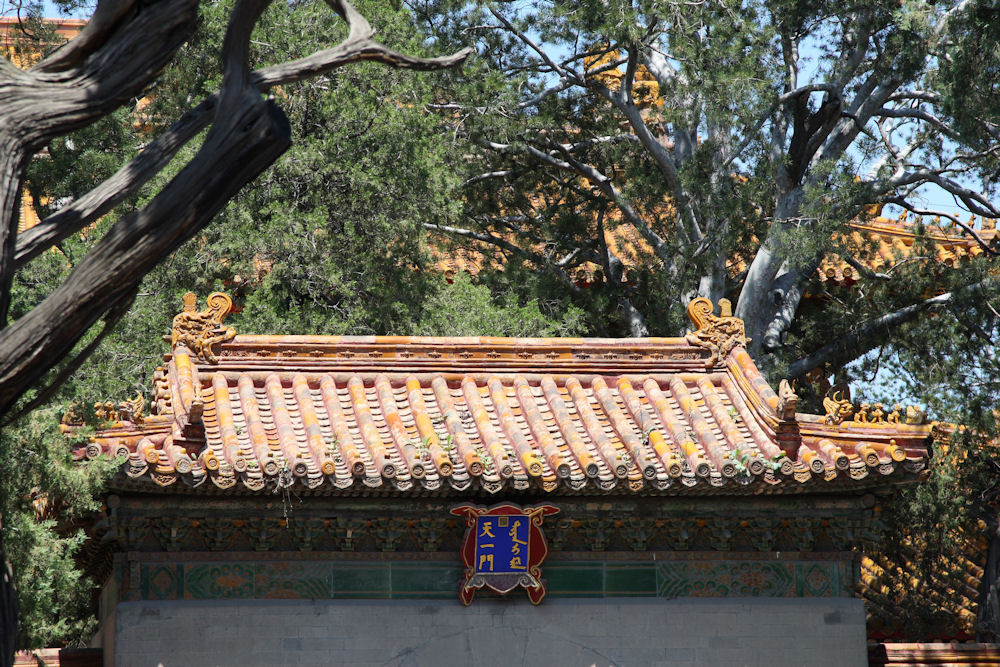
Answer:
(450, 502, 559, 605)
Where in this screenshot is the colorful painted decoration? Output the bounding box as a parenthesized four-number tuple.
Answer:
(451, 503, 559, 605)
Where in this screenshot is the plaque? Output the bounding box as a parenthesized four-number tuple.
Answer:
(451, 502, 559, 605)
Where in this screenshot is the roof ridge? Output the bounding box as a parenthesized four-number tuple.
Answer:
(71, 292, 936, 497)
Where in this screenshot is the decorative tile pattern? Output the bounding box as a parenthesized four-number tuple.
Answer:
(255, 562, 330, 599)
(184, 563, 254, 599)
(131, 558, 851, 602)
(143, 564, 180, 601)
(110, 513, 873, 555)
(654, 561, 843, 598)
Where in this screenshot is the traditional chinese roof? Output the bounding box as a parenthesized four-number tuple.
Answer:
(815, 216, 999, 288)
(432, 214, 998, 289)
(862, 523, 988, 642)
(76, 292, 935, 496)
(868, 643, 1000, 666)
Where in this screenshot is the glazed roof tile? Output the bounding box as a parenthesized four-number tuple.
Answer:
(863, 524, 988, 642)
(433, 215, 998, 289)
(79, 293, 935, 495)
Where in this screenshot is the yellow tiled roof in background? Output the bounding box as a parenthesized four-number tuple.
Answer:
(433, 213, 999, 289)
(862, 524, 987, 642)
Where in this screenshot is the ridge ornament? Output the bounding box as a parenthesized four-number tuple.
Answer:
(451, 503, 558, 605)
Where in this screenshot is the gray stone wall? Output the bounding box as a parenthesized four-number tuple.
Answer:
(111, 597, 865, 666)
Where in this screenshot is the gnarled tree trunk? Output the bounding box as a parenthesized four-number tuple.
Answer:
(0, 1, 469, 661)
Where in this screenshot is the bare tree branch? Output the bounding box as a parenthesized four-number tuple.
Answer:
(422, 222, 586, 296)
(876, 105, 958, 139)
(516, 142, 679, 281)
(777, 83, 839, 105)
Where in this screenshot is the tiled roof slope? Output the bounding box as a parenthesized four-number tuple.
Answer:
(816, 217, 998, 288)
(433, 215, 998, 289)
(863, 525, 988, 642)
(78, 293, 934, 495)
(869, 643, 1000, 666)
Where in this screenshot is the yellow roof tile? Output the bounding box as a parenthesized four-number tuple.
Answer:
(79, 293, 935, 496)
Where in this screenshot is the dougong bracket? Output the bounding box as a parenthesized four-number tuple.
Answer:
(171, 292, 236, 363)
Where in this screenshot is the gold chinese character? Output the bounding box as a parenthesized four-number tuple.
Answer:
(479, 554, 494, 571)
(479, 521, 495, 538)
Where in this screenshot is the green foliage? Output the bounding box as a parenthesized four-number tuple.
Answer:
(0, 408, 115, 649)
(7, 0, 1000, 647)
(412, 272, 586, 337)
(937, 0, 1000, 154)
(855, 282, 1000, 638)
(6, 2, 586, 646)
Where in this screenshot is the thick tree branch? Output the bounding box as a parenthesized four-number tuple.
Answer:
(12, 0, 198, 140)
(1, 0, 198, 323)
(14, 96, 216, 267)
(777, 83, 839, 105)
(887, 169, 1000, 220)
(0, 94, 293, 416)
(876, 106, 958, 139)
(589, 69, 701, 244)
(786, 276, 1000, 379)
(0, 0, 471, 416)
(841, 252, 890, 280)
(32, 0, 134, 74)
(1, 287, 136, 427)
(761, 257, 822, 352)
(14, 3, 472, 269)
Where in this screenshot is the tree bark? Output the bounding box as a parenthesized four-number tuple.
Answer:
(0, 3, 470, 662)
(0, 550, 15, 667)
(785, 276, 999, 379)
(0, 0, 470, 419)
(0, 0, 199, 322)
(0, 97, 292, 415)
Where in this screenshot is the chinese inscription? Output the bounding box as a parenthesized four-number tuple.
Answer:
(451, 503, 558, 605)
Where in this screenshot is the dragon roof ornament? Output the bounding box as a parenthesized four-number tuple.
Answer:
(823, 383, 926, 426)
(685, 297, 748, 366)
(170, 292, 236, 363)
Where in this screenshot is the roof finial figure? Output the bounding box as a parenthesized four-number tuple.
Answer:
(171, 291, 236, 363)
(823, 383, 855, 425)
(777, 379, 798, 420)
(685, 297, 748, 366)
